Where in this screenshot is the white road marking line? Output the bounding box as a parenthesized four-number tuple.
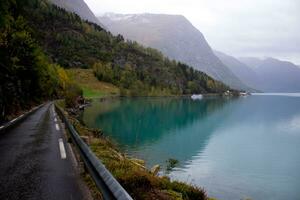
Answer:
(0, 126, 4, 129)
(55, 123, 60, 131)
(18, 114, 24, 118)
(58, 138, 67, 159)
(10, 118, 17, 123)
(54, 117, 57, 122)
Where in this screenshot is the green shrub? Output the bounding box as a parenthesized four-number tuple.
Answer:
(166, 158, 179, 172)
(65, 83, 82, 108)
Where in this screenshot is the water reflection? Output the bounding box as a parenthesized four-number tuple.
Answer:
(81, 95, 300, 199)
(81, 97, 232, 166)
(171, 95, 300, 200)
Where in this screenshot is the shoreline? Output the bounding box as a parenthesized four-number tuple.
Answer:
(89, 92, 233, 102)
(57, 99, 210, 200)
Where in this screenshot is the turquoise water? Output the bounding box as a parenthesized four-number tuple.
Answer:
(81, 95, 300, 200)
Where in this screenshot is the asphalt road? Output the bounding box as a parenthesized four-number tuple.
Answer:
(0, 103, 90, 200)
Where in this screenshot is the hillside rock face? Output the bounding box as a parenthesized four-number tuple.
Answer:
(99, 13, 248, 90)
(49, 0, 104, 27)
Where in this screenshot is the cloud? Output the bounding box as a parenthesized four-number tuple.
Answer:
(84, 0, 300, 64)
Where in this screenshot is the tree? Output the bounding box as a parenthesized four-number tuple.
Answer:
(120, 63, 136, 89)
(93, 62, 114, 82)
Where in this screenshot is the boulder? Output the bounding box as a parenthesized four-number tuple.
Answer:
(151, 164, 160, 175)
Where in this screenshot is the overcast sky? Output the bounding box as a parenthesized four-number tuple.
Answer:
(84, 0, 300, 64)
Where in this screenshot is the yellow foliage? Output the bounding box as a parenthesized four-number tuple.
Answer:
(207, 80, 215, 89)
(57, 66, 70, 90)
(82, 23, 92, 33)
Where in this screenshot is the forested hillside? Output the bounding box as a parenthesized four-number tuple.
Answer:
(99, 13, 249, 91)
(0, 0, 231, 122)
(0, 0, 79, 122)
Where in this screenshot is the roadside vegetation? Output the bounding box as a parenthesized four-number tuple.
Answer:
(57, 100, 208, 200)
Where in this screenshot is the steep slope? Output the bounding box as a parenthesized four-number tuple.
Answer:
(99, 13, 249, 90)
(49, 0, 105, 27)
(239, 57, 300, 92)
(214, 51, 260, 91)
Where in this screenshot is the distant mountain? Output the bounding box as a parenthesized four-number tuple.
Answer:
(214, 51, 260, 91)
(99, 13, 249, 90)
(215, 52, 300, 92)
(49, 0, 105, 27)
(238, 57, 300, 92)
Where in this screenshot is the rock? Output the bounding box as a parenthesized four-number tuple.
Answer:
(151, 164, 160, 175)
(129, 158, 146, 170)
(130, 158, 145, 166)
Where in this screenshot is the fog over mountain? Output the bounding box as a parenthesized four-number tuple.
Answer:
(86, 0, 300, 65)
(224, 56, 300, 92)
(99, 13, 249, 90)
(49, 0, 105, 27)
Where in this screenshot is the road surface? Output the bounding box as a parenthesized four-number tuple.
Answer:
(0, 103, 90, 200)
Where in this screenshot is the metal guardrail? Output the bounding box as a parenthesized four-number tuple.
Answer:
(0, 103, 45, 134)
(54, 104, 133, 200)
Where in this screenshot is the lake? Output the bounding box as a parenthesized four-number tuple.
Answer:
(80, 94, 300, 200)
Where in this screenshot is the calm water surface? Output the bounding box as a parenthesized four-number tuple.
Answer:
(81, 94, 300, 200)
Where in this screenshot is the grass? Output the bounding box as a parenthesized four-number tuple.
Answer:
(82, 87, 105, 99)
(66, 69, 120, 98)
